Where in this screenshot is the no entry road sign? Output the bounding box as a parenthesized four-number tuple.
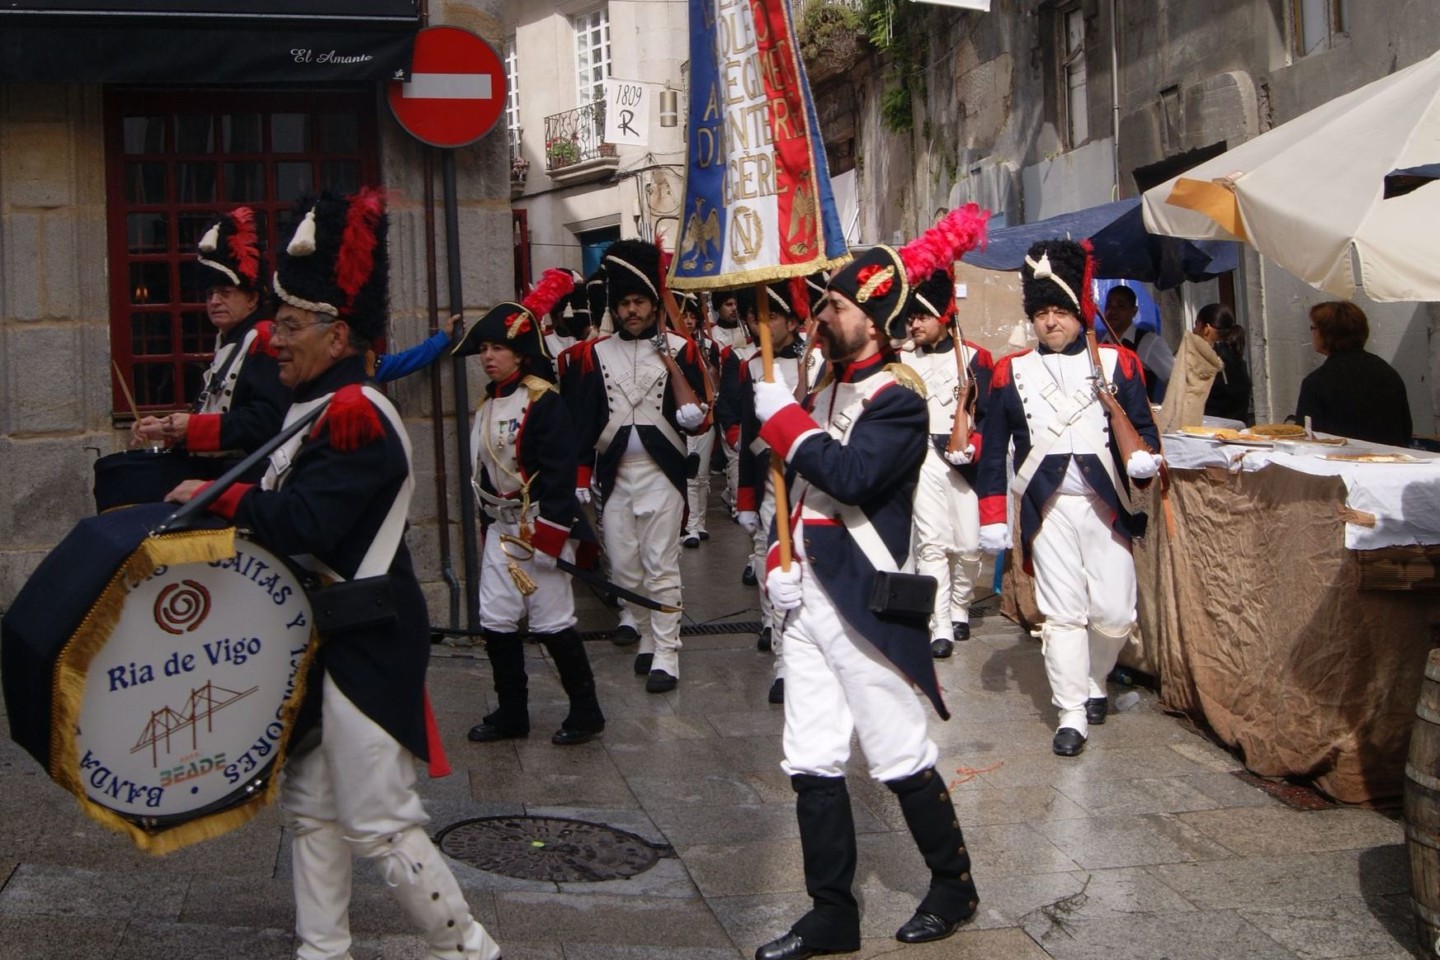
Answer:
(387, 25, 505, 148)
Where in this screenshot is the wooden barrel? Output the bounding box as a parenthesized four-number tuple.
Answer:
(1405, 646, 1440, 957)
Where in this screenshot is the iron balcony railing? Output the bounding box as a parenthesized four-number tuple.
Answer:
(543, 102, 616, 173)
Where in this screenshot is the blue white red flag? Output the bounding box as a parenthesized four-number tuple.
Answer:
(669, 0, 848, 289)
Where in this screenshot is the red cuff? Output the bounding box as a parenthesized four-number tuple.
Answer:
(725, 424, 740, 447)
(187, 413, 222, 452)
(759, 404, 821, 460)
(968, 429, 983, 461)
(979, 494, 1006, 526)
(531, 517, 568, 557)
(576, 463, 592, 490)
(735, 486, 757, 512)
(205, 481, 254, 520)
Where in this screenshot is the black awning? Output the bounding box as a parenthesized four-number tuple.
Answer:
(0, 1, 420, 83)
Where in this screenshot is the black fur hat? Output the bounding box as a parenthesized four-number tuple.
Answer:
(273, 188, 389, 343)
(196, 207, 264, 293)
(906, 269, 954, 320)
(601, 239, 662, 313)
(1021, 239, 1093, 324)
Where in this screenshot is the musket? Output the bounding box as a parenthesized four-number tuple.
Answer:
(945, 314, 977, 457)
(497, 533, 680, 613)
(756, 284, 793, 572)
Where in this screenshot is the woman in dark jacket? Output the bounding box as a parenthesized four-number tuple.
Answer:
(1194, 303, 1252, 424)
(1294, 301, 1411, 446)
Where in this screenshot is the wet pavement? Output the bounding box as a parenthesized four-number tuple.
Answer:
(0, 489, 1422, 959)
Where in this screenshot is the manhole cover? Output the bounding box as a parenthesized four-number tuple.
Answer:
(435, 816, 671, 882)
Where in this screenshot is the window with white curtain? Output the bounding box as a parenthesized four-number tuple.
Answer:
(504, 38, 520, 155)
(1060, 4, 1088, 148)
(573, 7, 610, 108)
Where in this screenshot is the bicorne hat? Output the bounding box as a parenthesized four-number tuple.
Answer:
(451, 268, 577, 361)
(196, 207, 263, 294)
(273, 188, 389, 343)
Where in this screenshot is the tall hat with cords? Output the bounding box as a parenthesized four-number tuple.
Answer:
(906, 268, 956, 321)
(273, 188, 389, 343)
(196, 207, 264, 293)
(828, 204, 989, 339)
(600, 238, 663, 314)
(1020, 238, 1095, 324)
(451, 268, 577, 360)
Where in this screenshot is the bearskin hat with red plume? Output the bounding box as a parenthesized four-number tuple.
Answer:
(1020, 238, 1094, 325)
(828, 204, 989, 338)
(197, 207, 264, 294)
(273, 188, 389, 343)
(451, 268, 576, 361)
(906, 269, 956, 321)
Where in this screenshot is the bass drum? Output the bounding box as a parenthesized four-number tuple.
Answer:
(92, 449, 224, 514)
(1, 503, 315, 853)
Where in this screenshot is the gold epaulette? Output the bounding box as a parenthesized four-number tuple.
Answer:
(884, 362, 928, 399)
(522, 374, 559, 402)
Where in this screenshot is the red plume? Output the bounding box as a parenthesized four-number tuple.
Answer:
(227, 207, 260, 287)
(789, 276, 811, 321)
(522, 268, 577, 320)
(336, 187, 386, 314)
(1079, 238, 1098, 326)
(897, 203, 990, 285)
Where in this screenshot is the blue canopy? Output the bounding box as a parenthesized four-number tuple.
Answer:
(963, 197, 1238, 290)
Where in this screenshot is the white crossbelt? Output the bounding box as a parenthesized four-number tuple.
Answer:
(593, 338, 686, 456)
(1008, 358, 1131, 512)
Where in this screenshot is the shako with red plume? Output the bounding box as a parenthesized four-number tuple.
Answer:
(273, 188, 390, 343)
(452, 268, 577, 360)
(196, 207, 264, 294)
(827, 204, 989, 338)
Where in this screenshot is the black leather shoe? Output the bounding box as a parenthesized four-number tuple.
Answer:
(741, 564, 758, 586)
(755, 933, 840, 960)
(768, 677, 785, 704)
(1053, 727, 1087, 756)
(468, 722, 528, 743)
(612, 624, 640, 647)
(633, 652, 654, 675)
(682, 534, 700, 549)
(756, 627, 773, 652)
(699, 531, 710, 541)
(895, 909, 966, 944)
(645, 669, 678, 693)
(552, 727, 602, 746)
(952, 621, 971, 642)
(930, 637, 954, 659)
(1085, 696, 1109, 725)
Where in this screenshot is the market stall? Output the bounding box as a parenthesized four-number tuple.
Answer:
(1005, 432, 1440, 803)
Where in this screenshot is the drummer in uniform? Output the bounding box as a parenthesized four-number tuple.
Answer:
(453, 269, 605, 748)
(133, 207, 288, 476)
(898, 269, 994, 658)
(167, 189, 501, 960)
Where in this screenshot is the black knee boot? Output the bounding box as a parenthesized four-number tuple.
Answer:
(539, 628, 605, 744)
(885, 767, 978, 943)
(785, 774, 860, 952)
(469, 630, 528, 741)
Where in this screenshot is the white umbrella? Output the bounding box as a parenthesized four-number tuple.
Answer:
(1141, 49, 1440, 302)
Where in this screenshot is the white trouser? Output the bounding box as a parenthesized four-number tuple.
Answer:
(779, 569, 939, 781)
(750, 470, 784, 679)
(685, 428, 716, 535)
(912, 449, 982, 641)
(283, 675, 499, 960)
(605, 457, 685, 676)
(1029, 490, 1138, 735)
(723, 439, 740, 513)
(478, 517, 576, 633)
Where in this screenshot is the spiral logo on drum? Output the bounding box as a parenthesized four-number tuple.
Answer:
(154, 580, 212, 634)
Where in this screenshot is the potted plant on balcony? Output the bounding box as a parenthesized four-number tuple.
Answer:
(546, 136, 580, 169)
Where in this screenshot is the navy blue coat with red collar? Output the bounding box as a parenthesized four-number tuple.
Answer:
(759, 352, 948, 720)
(474, 371, 580, 559)
(202, 354, 431, 762)
(735, 337, 820, 513)
(184, 311, 290, 462)
(562, 324, 709, 499)
(976, 337, 1158, 571)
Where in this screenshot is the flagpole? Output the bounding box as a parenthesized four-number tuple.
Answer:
(757, 285, 792, 572)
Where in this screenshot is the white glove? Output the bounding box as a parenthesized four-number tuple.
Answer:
(575, 486, 592, 506)
(978, 523, 1012, 555)
(943, 444, 975, 466)
(753, 380, 797, 423)
(531, 549, 558, 571)
(737, 510, 760, 534)
(675, 402, 705, 431)
(1126, 449, 1163, 480)
(765, 563, 803, 612)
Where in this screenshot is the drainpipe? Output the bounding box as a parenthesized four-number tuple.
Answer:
(1109, 0, 1122, 199)
(423, 148, 460, 628)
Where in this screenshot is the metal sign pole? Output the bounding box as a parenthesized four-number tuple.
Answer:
(442, 147, 480, 633)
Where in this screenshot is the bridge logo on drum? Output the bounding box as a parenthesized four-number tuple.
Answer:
(132, 680, 258, 768)
(153, 580, 212, 635)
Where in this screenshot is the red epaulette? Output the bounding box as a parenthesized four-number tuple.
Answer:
(965, 340, 995, 369)
(317, 384, 384, 452)
(250, 320, 276, 357)
(569, 336, 608, 375)
(990, 349, 1032, 390)
(1100, 342, 1143, 380)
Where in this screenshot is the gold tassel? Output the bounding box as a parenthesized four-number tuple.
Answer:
(507, 561, 538, 596)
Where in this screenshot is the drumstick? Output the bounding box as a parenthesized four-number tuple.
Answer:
(112, 360, 141, 422)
